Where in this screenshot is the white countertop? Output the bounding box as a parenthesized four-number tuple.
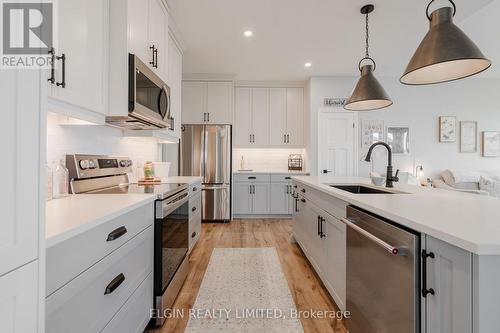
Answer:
(234, 170, 309, 174)
(45, 176, 202, 248)
(46, 194, 155, 248)
(292, 176, 500, 255)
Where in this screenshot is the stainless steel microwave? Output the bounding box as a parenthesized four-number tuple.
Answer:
(107, 54, 172, 130)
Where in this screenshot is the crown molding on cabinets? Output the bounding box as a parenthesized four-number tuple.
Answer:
(183, 73, 236, 82)
(235, 81, 306, 88)
(167, 16, 187, 53)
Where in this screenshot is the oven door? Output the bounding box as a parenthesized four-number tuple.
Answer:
(129, 54, 171, 129)
(154, 193, 189, 296)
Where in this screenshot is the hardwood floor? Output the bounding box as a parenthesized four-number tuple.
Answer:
(150, 219, 347, 333)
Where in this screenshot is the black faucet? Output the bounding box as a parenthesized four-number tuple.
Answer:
(365, 142, 400, 188)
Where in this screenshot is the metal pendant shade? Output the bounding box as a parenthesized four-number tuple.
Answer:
(344, 5, 392, 111)
(401, 4, 491, 85)
(344, 65, 393, 111)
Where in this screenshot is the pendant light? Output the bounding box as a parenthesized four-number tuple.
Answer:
(344, 4, 392, 111)
(400, 0, 491, 85)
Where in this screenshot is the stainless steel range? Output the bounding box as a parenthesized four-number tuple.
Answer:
(66, 154, 190, 327)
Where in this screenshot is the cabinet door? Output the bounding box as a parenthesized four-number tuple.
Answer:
(51, 0, 108, 115)
(269, 183, 289, 215)
(251, 88, 269, 145)
(269, 88, 287, 145)
(233, 183, 252, 215)
(1, 69, 39, 275)
(0, 261, 38, 333)
(167, 36, 182, 138)
(182, 81, 206, 124)
(425, 236, 472, 333)
(323, 215, 347, 310)
(206, 82, 232, 124)
(252, 184, 270, 214)
(234, 87, 252, 147)
(148, 0, 168, 80)
(305, 204, 323, 273)
(286, 88, 304, 146)
(128, 0, 150, 63)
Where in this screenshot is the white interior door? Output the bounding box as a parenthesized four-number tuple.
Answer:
(318, 112, 357, 176)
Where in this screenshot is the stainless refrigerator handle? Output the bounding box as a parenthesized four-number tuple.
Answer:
(341, 217, 401, 256)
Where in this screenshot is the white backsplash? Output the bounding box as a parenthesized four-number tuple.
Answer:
(46, 113, 160, 167)
(233, 148, 307, 172)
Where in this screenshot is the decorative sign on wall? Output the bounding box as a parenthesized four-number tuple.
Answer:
(361, 119, 385, 148)
(387, 127, 410, 154)
(324, 98, 347, 108)
(439, 116, 457, 143)
(482, 131, 500, 157)
(460, 121, 478, 153)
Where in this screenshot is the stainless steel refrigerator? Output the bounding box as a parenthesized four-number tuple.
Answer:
(180, 125, 231, 221)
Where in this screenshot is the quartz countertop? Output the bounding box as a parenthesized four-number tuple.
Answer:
(45, 176, 202, 248)
(233, 170, 309, 174)
(292, 176, 500, 255)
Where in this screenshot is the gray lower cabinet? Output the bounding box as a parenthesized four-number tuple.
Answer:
(423, 236, 472, 333)
(233, 182, 270, 215)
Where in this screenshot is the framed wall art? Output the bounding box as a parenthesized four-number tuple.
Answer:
(460, 121, 478, 153)
(439, 116, 456, 143)
(361, 119, 384, 148)
(387, 127, 410, 154)
(482, 131, 500, 157)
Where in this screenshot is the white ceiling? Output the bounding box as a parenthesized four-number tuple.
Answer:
(170, 0, 495, 81)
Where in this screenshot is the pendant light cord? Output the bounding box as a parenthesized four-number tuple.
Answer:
(365, 11, 370, 58)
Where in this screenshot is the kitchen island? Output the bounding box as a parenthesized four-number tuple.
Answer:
(292, 176, 500, 333)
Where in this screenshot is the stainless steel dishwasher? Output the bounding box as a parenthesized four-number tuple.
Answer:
(344, 206, 420, 333)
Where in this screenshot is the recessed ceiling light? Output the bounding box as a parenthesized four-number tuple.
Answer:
(244, 30, 253, 37)
(305, 62, 312, 68)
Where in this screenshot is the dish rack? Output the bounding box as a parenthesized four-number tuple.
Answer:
(288, 154, 303, 171)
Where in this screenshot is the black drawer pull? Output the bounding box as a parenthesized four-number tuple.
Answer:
(192, 232, 197, 238)
(248, 176, 256, 180)
(301, 189, 306, 193)
(104, 273, 125, 295)
(193, 187, 197, 192)
(285, 177, 291, 180)
(422, 250, 435, 298)
(301, 198, 306, 203)
(192, 206, 197, 212)
(107, 226, 127, 241)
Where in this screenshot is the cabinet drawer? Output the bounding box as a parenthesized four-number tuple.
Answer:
(189, 181, 201, 196)
(47, 203, 153, 296)
(189, 211, 202, 252)
(233, 173, 270, 183)
(294, 182, 347, 219)
(189, 192, 202, 220)
(101, 273, 153, 333)
(46, 226, 153, 333)
(270, 174, 301, 182)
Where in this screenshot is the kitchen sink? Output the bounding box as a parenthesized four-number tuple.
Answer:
(329, 184, 397, 194)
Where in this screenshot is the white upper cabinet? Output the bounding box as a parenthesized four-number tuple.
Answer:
(182, 81, 233, 124)
(234, 87, 269, 147)
(269, 88, 287, 146)
(167, 34, 183, 139)
(237, 86, 304, 148)
(147, 0, 169, 81)
(127, 0, 149, 63)
(47, 0, 109, 121)
(285, 88, 304, 146)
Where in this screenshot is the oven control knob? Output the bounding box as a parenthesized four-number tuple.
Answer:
(79, 160, 89, 170)
(120, 160, 127, 167)
(88, 160, 97, 169)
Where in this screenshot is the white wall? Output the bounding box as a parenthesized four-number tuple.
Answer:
(308, 77, 500, 178)
(46, 113, 161, 168)
(233, 148, 306, 172)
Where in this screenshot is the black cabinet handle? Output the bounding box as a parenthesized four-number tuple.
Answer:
(294, 198, 299, 212)
(192, 232, 197, 238)
(207, 113, 210, 122)
(48, 47, 55, 84)
(285, 176, 291, 180)
(193, 187, 197, 192)
(153, 48, 158, 68)
(192, 206, 197, 212)
(422, 250, 435, 298)
(301, 189, 306, 193)
(317, 216, 321, 236)
(106, 226, 127, 241)
(248, 176, 256, 180)
(149, 45, 156, 67)
(56, 53, 66, 88)
(320, 217, 326, 238)
(104, 273, 125, 295)
(301, 198, 306, 203)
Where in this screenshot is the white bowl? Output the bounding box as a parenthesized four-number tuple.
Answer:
(371, 176, 386, 186)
